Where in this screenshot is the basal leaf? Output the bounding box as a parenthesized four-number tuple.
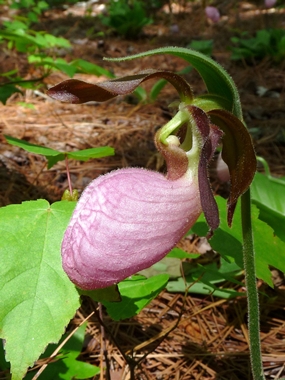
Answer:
(102, 274, 169, 321)
(251, 171, 285, 241)
(0, 200, 80, 380)
(104, 47, 243, 119)
(251, 204, 285, 287)
(192, 196, 285, 287)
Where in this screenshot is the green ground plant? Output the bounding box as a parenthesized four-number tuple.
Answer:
(0, 0, 113, 104)
(230, 28, 285, 63)
(100, 0, 152, 38)
(8, 0, 49, 25)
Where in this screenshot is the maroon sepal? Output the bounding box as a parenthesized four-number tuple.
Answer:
(208, 109, 256, 226)
(187, 106, 223, 232)
(47, 69, 193, 104)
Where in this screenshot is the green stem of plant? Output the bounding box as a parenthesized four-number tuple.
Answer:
(241, 188, 265, 380)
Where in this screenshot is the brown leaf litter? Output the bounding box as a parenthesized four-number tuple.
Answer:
(1, 1, 285, 378)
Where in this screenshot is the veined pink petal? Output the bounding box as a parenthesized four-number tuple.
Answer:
(62, 168, 201, 289)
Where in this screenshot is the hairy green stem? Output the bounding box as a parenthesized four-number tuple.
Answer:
(241, 189, 265, 380)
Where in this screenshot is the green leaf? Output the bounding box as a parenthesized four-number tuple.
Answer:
(4, 135, 65, 168)
(58, 323, 100, 379)
(0, 84, 22, 105)
(251, 204, 285, 286)
(16, 102, 35, 109)
(3, 20, 28, 30)
(187, 39, 213, 57)
(27, 11, 38, 23)
(0, 200, 80, 380)
(166, 247, 200, 260)
(139, 251, 200, 281)
(43, 34, 70, 48)
(43, 57, 77, 77)
(47, 155, 66, 168)
(192, 196, 285, 287)
(192, 198, 242, 264)
(104, 46, 243, 119)
(167, 257, 243, 299)
(251, 168, 285, 241)
(133, 86, 147, 102)
(139, 257, 182, 279)
(157, 240, 243, 299)
(0, 340, 9, 371)
(70, 59, 114, 78)
(28, 56, 76, 77)
(4, 136, 114, 169)
(192, 94, 232, 113)
(103, 274, 169, 320)
(78, 285, 121, 303)
(0, 69, 19, 77)
(37, 1, 49, 11)
(67, 147, 114, 161)
(53, 62, 77, 78)
(167, 275, 243, 298)
(24, 324, 100, 380)
(150, 78, 167, 101)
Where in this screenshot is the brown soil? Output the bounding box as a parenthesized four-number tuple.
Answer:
(0, 1, 285, 379)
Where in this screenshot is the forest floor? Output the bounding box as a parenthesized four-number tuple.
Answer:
(0, 1, 285, 379)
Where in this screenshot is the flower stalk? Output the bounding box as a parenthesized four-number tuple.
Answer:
(241, 189, 265, 380)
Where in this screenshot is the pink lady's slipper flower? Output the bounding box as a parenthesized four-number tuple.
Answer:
(264, 0, 277, 8)
(205, 6, 220, 23)
(47, 69, 256, 290)
(61, 105, 222, 289)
